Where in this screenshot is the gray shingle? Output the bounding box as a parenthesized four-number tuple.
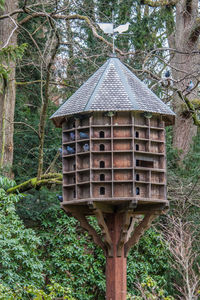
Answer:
(50, 62, 108, 119)
(51, 57, 175, 126)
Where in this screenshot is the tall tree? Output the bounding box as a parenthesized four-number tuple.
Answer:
(0, 0, 18, 175)
(170, 0, 200, 158)
(143, 0, 200, 158)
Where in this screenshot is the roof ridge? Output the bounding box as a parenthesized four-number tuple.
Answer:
(113, 58, 140, 111)
(84, 58, 111, 111)
(119, 62, 175, 115)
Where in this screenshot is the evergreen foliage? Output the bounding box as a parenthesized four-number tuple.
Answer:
(0, 176, 43, 290)
(12, 187, 175, 299)
(0, 44, 27, 87)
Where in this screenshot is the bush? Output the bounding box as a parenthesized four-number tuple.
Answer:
(0, 176, 43, 289)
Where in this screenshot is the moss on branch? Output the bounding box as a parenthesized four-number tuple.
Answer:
(142, 0, 179, 7)
(7, 173, 62, 194)
(178, 91, 200, 127)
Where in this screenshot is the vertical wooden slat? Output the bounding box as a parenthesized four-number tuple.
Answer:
(147, 118, 151, 198)
(89, 116, 93, 198)
(75, 119, 78, 199)
(163, 121, 167, 200)
(132, 112, 135, 197)
(149, 170, 152, 199)
(111, 116, 114, 198)
(62, 122, 65, 201)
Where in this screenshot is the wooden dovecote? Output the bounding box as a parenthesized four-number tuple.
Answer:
(50, 56, 175, 300)
(51, 57, 175, 212)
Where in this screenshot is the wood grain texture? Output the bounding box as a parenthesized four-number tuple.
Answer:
(124, 213, 157, 256)
(106, 214, 127, 300)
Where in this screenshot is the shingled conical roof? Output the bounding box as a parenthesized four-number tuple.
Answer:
(51, 57, 175, 127)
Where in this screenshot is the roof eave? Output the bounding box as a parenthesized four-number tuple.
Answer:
(50, 110, 175, 127)
(162, 114, 175, 126)
(50, 116, 64, 128)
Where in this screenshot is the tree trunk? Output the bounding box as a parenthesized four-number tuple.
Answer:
(168, 0, 200, 159)
(0, 0, 18, 176)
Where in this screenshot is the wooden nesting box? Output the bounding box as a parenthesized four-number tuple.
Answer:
(61, 111, 167, 206)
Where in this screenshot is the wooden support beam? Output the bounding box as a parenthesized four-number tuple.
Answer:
(94, 208, 113, 257)
(93, 201, 114, 213)
(117, 211, 133, 256)
(133, 203, 168, 214)
(62, 204, 91, 215)
(62, 206, 106, 252)
(117, 200, 137, 213)
(106, 214, 127, 300)
(125, 217, 137, 243)
(124, 213, 156, 256)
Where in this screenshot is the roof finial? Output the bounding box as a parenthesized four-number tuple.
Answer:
(97, 12, 130, 56)
(112, 11, 115, 54)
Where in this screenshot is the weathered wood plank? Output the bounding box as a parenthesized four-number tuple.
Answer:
(62, 206, 105, 252)
(124, 213, 157, 256)
(94, 208, 113, 256)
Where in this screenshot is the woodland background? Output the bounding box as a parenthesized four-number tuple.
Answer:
(0, 0, 200, 299)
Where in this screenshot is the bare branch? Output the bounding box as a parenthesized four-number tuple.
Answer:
(15, 79, 76, 88)
(13, 121, 40, 138)
(37, 17, 60, 180)
(159, 217, 200, 299)
(0, 9, 23, 21)
(0, 16, 18, 49)
(18, 22, 45, 64)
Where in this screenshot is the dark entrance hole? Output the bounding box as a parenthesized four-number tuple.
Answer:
(100, 144, 105, 151)
(135, 160, 153, 168)
(100, 161, 105, 168)
(136, 187, 140, 195)
(99, 131, 105, 138)
(100, 174, 105, 181)
(135, 174, 140, 181)
(135, 131, 139, 138)
(100, 187, 105, 195)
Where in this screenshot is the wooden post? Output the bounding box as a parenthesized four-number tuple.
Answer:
(64, 206, 159, 300)
(106, 213, 127, 300)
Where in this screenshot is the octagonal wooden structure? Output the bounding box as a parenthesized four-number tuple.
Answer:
(61, 111, 167, 211)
